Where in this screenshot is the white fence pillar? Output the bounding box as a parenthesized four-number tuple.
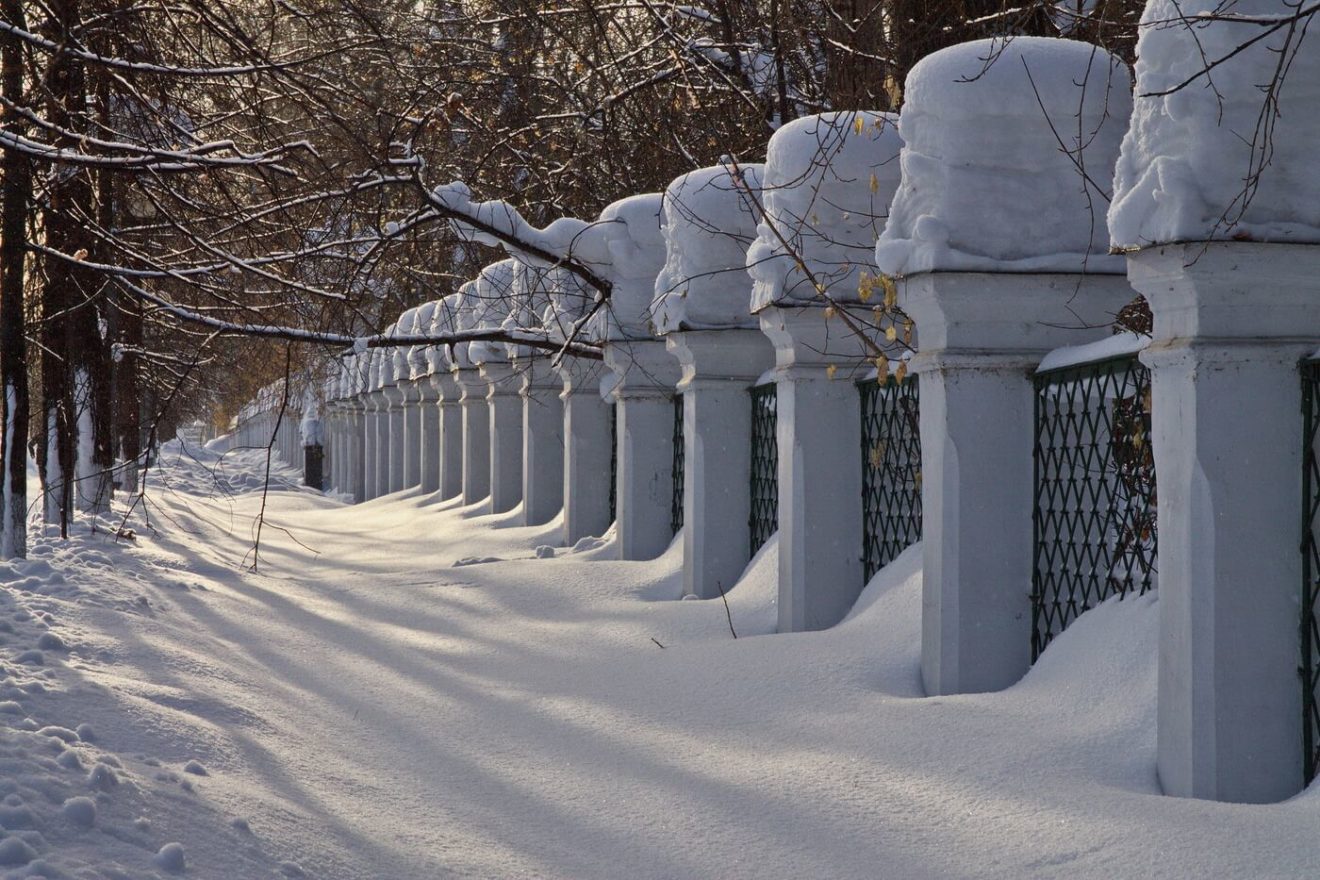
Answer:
(432, 372, 464, 500)
(901, 273, 1129, 696)
(1129, 242, 1320, 803)
(455, 367, 491, 505)
(518, 357, 564, 527)
(558, 356, 613, 544)
(759, 306, 872, 632)
(604, 339, 681, 560)
(348, 400, 366, 503)
(417, 379, 442, 495)
(383, 384, 407, 494)
(667, 329, 775, 599)
(361, 393, 381, 500)
(401, 379, 423, 490)
(480, 361, 524, 514)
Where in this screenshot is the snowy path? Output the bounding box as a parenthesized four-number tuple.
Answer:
(2, 443, 1319, 878)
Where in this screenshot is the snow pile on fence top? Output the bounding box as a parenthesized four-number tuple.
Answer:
(406, 301, 437, 379)
(393, 306, 422, 381)
(748, 112, 901, 310)
(652, 163, 764, 333)
(465, 259, 517, 366)
(590, 193, 666, 341)
(368, 323, 399, 390)
(1109, 0, 1320, 248)
(430, 182, 613, 284)
(875, 37, 1130, 276)
(426, 297, 457, 375)
(542, 266, 600, 344)
(497, 258, 551, 358)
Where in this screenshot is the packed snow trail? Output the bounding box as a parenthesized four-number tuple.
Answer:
(1, 442, 1319, 878)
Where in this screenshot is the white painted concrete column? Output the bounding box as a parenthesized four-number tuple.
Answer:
(603, 339, 682, 560)
(417, 380, 442, 495)
(348, 400, 366, 503)
(517, 357, 564, 526)
(383, 384, 407, 494)
(759, 306, 876, 632)
(455, 367, 491, 505)
(667, 329, 776, 599)
(557, 356, 613, 544)
(400, 380, 423, 490)
(431, 373, 464, 500)
(900, 272, 1129, 696)
(1128, 242, 1320, 803)
(480, 361, 525, 514)
(371, 390, 390, 500)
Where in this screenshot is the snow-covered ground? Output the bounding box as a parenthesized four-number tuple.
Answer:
(1, 442, 1318, 879)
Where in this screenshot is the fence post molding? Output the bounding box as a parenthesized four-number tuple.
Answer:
(517, 355, 564, 526)
(875, 38, 1133, 696)
(1128, 243, 1320, 803)
(416, 377, 442, 495)
(455, 364, 492, 505)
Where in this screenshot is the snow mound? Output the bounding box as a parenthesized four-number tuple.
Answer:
(652, 163, 764, 333)
(591, 193, 666, 340)
(749, 112, 901, 309)
(1109, 0, 1320, 247)
(875, 37, 1130, 276)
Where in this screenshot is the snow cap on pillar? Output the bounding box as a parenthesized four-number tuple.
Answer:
(368, 323, 399, 391)
(468, 259, 517, 366)
(652, 163, 765, 333)
(426, 297, 457, 375)
(1109, 0, 1320, 248)
(875, 37, 1131, 277)
(749, 111, 901, 310)
(406, 301, 437, 381)
(586, 193, 666, 341)
(392, 307, 421, 381)
(502, 259, 553, 357)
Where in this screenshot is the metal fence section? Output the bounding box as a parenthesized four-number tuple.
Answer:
(749, 382, 778, 555)
(859, 376, 922, 580)
(1032, 354, 1157, 660)
(671, 393, 684, 535)
(1301, 360, 1320, 783)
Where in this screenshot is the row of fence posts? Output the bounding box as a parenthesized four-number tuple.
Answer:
(233, 245, 1320, 809)
(230, 28, 1320, 807)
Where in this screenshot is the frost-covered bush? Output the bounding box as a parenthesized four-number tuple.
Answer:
(652, 164, 764, 333)
(748, 112, 901, 310)
(875, 37, 1131, 276)
(1109, 0, 1320, 247)
(588, 193, 666, 341)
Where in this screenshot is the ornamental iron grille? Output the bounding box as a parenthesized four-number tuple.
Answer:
(1032, 353, 1157, 661)
(749, 382, 779, 555)
(859, 376, 922, 581)
(609, 402, 618, 524)
(1301, 360, 1320, 783)
(671, 393, 684, 535)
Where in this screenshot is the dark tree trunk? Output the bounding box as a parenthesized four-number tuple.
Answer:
(0, 0, 31, 557)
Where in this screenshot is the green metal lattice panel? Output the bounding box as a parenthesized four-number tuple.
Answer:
(671, 393, 684, 535)
(1032, 354, 1157, 661)
(860, 376, 922, 581)
(1301, 361, 1320, 784)
(749, 382, 778, 555)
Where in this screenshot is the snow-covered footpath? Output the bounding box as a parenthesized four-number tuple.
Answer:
(1, 443, 1317, 879)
